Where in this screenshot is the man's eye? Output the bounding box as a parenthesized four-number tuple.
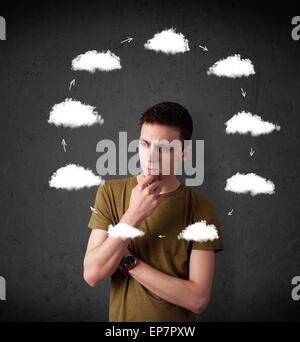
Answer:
(157, 146, 169, 152)
(159, 146, 169, 152)
(140, 141, 169, 152)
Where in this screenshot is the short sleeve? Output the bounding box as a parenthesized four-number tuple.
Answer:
(191, 200, 224, 253)
(88, 181, 113, 231)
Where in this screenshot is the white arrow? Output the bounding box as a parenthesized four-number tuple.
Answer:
(250, 147, 255, 156)
(158, 235, 166, 238)
(198, 44, 208, 51)
(61, 138, 67, 152)
(228, 209, 234, 216)
(90, 206, 99, 214)
(241, 88, 246, 97)
(69, 79, 75, 90)
(121, 37, 133, 44)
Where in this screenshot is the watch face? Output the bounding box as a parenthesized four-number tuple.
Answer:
(124, 255, 136, 270)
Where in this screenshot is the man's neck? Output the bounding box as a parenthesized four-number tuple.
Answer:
(137, 173, 181, 194)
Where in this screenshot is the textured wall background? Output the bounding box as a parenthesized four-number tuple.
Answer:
(0, 0, 299, 321)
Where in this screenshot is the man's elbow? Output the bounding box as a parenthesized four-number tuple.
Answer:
(192, 296, 210, 315)
(83, 269, 103, 287)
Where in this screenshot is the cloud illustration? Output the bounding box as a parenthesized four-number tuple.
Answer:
(71, 50, 121, 73)
(49, 164, 103, 190)
(108, 223, 145, 240)
(207, 54, 255, 78)
(177, 221, 219, 243)
(144, 27, 190, 54)
(48, 98, 104, 128)
(225, 111, 281, 136)
(225, 172, 275, 196)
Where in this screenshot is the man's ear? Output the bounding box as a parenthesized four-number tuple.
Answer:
(181, 145, 192, 161)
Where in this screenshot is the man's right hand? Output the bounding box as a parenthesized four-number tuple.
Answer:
(127, 174, 163, 222)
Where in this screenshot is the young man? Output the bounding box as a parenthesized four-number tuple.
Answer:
(84, 102, 224, 322)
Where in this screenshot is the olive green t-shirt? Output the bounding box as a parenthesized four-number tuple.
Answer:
(88, 175, 224, 322)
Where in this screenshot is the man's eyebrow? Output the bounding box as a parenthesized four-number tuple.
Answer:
(140, 138, 169, 147)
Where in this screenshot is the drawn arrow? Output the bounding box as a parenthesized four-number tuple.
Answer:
(121, 37, 133, 44)
(90, 206, 99, 214)
(198, 44, 208, 51)
(228, 209, 234, 216)
(61, 138, 67, 152)
(158, 235, 166, 238)
(250, 147, 255, 156)
(241, 88, 246, 97)
(69, 79, 75, 90)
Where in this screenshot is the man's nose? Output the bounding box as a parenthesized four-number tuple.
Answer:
(148, 145, 160, 163)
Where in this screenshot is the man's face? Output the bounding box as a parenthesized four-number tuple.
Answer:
(139, 123, 184, 177)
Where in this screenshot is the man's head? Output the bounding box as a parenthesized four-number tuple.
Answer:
(138, 102, 193, 177)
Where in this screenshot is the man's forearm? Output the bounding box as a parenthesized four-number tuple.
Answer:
(128, 259, 208, 314)
(85, 236, 130, 285)
(84, 210, 144, 285)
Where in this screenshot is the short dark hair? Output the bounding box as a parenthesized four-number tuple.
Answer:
(139, 102, 193, 149)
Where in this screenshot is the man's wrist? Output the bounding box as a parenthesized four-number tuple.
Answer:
(120, 209, 144, 228)
(119, 254, 139, 274)
(128, 257, 140, 275)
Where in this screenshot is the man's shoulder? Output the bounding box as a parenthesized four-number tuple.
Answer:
(184, 185, 214, 211)
(182, 186, 220, 226)
(99, 175, 135, 193)
(185, 186, 212, 205)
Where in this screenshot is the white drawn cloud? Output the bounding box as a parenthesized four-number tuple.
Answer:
(225, 172, 275, 196)
(48, 98, 104, 128)
(49, 164, 103, 190)
(225, 111, 281, 136)
(207, 54, 255, 78)
(108, 222, 145, 240)
(177, 220, 219, 243)
(71, 50, 121, 73)
(144, 27, 190, 54)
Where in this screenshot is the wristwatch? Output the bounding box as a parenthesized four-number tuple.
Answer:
(119, 255, 137, 274)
